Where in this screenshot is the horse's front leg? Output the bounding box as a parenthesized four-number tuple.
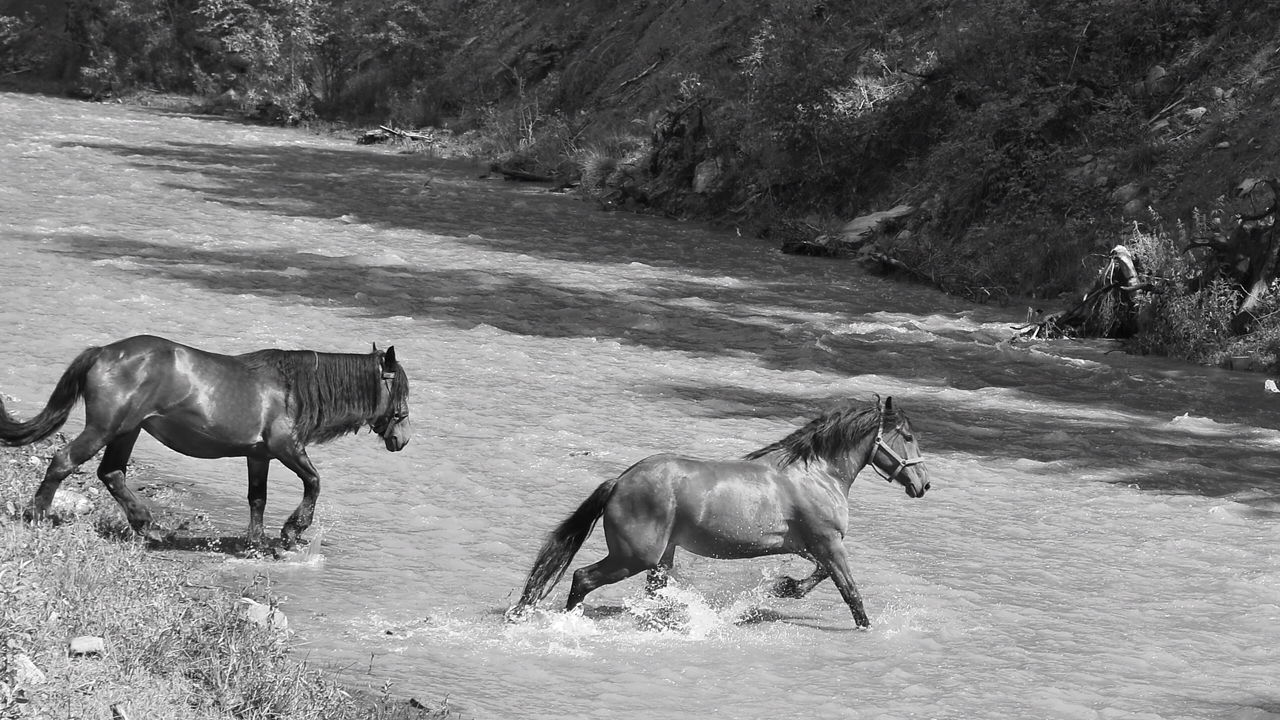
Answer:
(273, 446, 319, 549)
(645, 545, 678, 594)
(245, 457, 269, 549)
(808, 537, 871, 628)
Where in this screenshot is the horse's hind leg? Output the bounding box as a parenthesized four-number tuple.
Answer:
(95, 429, 159, 540)
(567, 554, 645, 611)
(770, 565, 830, 599)
(245, 457, 269, 548)
(27, 428, 112, 522)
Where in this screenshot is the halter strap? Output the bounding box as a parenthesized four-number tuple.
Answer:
(870, 414, 924, 483)
(372, 365, 406, 436)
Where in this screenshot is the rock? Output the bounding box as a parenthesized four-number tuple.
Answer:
(691, 158, 721, 194)
(1111, 182, 1147, 204)
(14, 654, 46, 686)
(1145, 65, 1174, 96)
(69, 636, 105, 656)
(836, 205, 914, 246)
(1184, 106, 1208, 122)
(1227, 355, 1252, 371)
(237, 598, 288, 631)
(1215, 141, 1231, 150)
(51, 488, 92, 518)
(1121, 198, 1151, 221)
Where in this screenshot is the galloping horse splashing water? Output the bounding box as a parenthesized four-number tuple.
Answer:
(506, 397, 927, 628)
(0, 335, 410, 548)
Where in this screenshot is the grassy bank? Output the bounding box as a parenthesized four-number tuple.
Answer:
(0, 438, 450, 720)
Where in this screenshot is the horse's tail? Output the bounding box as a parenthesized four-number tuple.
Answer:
(508, 477, 619, 617)
(0, 345, 104, 446)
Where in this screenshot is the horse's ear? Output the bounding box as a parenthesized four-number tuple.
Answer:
(884, 396, 894, 413)
(874, 393, 883, 412)
(371, 342, 379, 354)
(384, 346, 397, 368)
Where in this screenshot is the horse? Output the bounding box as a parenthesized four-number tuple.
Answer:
(0, 334, 410, 549)
(506, 396, 927, 628)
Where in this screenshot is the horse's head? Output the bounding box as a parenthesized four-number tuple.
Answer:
(371, 345, 410, 451)
(870, 397, 928, 498)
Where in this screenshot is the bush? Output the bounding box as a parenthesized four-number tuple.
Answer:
(1125, 214, 1280, 368)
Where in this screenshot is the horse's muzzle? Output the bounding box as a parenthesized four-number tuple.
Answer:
(902, 469, 930, 498)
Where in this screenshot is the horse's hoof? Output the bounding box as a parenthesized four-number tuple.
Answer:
(142, 526, 175, 546)
(503, 605, 529, 623)
(279, 527, 304, 550)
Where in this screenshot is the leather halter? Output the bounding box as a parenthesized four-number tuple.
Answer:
(371, 368, 406, 437)
(870, 415, 925, 484)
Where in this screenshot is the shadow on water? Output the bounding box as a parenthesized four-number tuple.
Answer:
(32, 230, 1280, 501)
(31, 137, 1280, 501)
(575, 602, 849, 633)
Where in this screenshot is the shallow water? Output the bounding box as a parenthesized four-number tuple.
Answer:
(2, 92, 1279, 720)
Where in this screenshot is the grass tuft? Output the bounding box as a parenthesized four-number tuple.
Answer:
(0, 439, 454, 720)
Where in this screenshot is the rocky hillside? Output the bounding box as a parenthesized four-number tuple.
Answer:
(438, 1, 1280, 301)
(5, 0, 1280, 302)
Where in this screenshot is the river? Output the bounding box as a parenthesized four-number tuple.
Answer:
(1, 91, 1279, 720)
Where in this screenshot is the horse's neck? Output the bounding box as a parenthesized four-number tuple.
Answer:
(797, 452, 865, 497)
(827, 435, 875, 492)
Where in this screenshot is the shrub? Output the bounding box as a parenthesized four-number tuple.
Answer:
(1125, 214, 1280, 368)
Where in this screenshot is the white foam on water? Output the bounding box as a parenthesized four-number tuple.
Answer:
(5, 91, 1280, 720)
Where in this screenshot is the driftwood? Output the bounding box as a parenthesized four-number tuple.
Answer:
(1017, 178, 1280, 341)
(615, 58, 662, 94)
(357, 125, 438, 145)
(780, 205, 915, 258)
(489, 163, 557, 182)
(1016, 246, 1150, 340)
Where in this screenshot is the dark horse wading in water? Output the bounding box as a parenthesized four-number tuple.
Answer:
(507, 397, 928, 628)
(0, 335, 410, 548)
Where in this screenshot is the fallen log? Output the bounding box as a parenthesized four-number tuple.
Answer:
(489, 163, 557, 182)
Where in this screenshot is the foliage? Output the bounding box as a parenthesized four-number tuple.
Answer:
(1124, 219, 1228, 361)
(1125, 213, 1280, 368)
(0, 13, 55, 77)
(9, 0, 1280, 365)
(194, 0, 321, 120)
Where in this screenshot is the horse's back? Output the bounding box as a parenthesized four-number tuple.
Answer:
(620, 453, 777, 489)
(92, 335, 252, 382)
(611, 453, 807, 559)
(84, 336, 284, 454)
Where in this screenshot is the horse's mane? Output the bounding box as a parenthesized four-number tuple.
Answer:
(238, 349, 407, 445)
(744, 401, 893, 468)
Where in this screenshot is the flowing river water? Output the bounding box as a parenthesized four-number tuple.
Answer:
(2, 92, 1280, 719)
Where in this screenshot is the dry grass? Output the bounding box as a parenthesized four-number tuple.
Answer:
(0, 439, 453, 720)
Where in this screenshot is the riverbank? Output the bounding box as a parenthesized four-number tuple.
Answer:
(0, 438, 450, 719)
